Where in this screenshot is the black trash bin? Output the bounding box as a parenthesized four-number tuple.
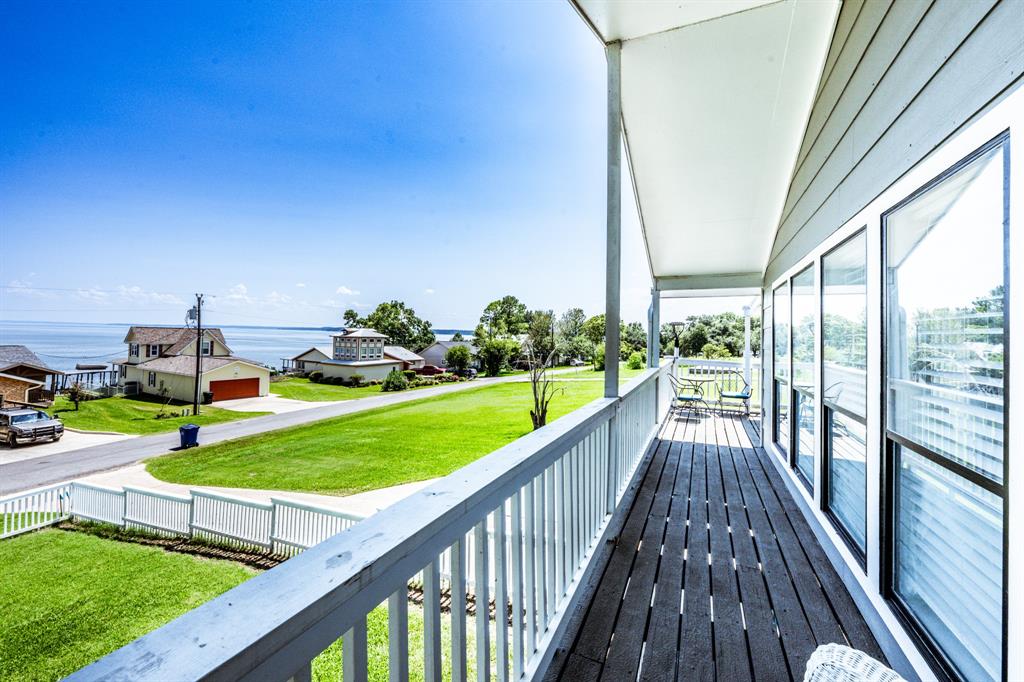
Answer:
(202, 391, 214, 405)
(179, 424, 200, 449)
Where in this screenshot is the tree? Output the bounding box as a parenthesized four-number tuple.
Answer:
(627, 350, 645, 370)
(593, 342, 606, 371)
(343, 309, 360, 327)
(478, 338, 521, 377)
(581, 314, 606, 345)
(451, 331, 465, 342)
(557, 308, 586, 341)
(525, 309, 556, 360)
(353, 301, 436, 351)
(525, 344, 564, 430)
(479, 295, 529, 337)
(621, 321, 647, 359)
(445, 344, 472, 372)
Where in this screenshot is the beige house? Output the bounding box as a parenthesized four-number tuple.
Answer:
(115, 326, 269, 402)
(289, 328, 423, 382)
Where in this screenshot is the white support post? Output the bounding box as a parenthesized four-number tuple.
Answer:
(648, 288, 660, 368)
(604, 40, 622, 400)
(742, 304, 752, 388)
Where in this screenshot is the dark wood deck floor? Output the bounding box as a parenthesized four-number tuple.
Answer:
(555, 411, 884, 681)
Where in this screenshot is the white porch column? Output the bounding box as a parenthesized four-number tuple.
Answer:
(742, 304, 752, 386)
(648, 288, 660, 368)
(604, 41, 622, 399)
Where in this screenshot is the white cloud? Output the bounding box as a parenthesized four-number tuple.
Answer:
(336, 285, 359, 295)
(75, 287, 111, 303)
(424, 288, 435, 295)
(115, 285, 187, 307)
(295, 282, 306, 288)
(266, 291, 292, 305)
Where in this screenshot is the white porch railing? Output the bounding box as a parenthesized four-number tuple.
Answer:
(66, 364, 671, 682)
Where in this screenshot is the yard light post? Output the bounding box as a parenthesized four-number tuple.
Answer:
(191, 293, 205, 416)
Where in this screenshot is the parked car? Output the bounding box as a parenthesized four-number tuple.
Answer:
(0, 408, 64, 447)
(416, 365, 445, 376)
(569, 358, 587, 367)
(455, 368, 478, 379)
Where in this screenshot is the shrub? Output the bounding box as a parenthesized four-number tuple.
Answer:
(478, 338, 521, 377)
(402, 369, 417, 380)
(627, 350, 645, 370)
(329, 376, 346, 386)
(593, 343, 605, 371)
(381, 369, 409, 392)
(309, 371, 323, 384)
(444, 344, 472, 372)
(700, 342, 730, 359)
(348, 373, 365, 387)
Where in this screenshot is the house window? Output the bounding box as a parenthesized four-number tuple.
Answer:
(129, 343, 139, 357)
(147, 371, 156, 387)
(202, 339, 213, 356)
(791, 265, 815, 487)
(884, 136, 1007, 682)
(822, 229, 868, 557)
(119, 365, 127, 379)
(772, 281, 790, 456)
(147, 344, 159, 357)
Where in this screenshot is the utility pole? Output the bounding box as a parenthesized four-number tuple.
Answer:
(192, 293, 204, 416)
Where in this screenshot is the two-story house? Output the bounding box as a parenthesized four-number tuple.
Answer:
(288, 328, 423, 381)
(115, 326, 270, 402)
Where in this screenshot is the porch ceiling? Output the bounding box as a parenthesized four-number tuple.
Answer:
(572, 0, 840, 294)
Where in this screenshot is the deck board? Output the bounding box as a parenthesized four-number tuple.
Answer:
(556, 412, 884, 681)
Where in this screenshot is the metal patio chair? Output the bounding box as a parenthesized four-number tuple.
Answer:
(668, 373, 710, 418)
(715, 369, 752, 416)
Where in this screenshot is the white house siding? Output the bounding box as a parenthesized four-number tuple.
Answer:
(317, 361, 402, 382)
(765, 0, 1024, 286)
(419, 342, 475, 368)
(123, 362, 269, 403)
(757, 2, 1024, 679)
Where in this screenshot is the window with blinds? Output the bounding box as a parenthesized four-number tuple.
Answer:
(884, 136, 1007, 682)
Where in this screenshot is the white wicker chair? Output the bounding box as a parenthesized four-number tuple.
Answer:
(804, 643, 906, 682)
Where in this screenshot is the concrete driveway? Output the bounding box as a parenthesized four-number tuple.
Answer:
(0, 429, 136, 465)
(213, 394, 330, 415)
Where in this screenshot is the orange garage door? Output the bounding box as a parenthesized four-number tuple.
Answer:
(209, 378, 260, 400)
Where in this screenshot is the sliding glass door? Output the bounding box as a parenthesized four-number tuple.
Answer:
(822, 230, 867, 556)
(884, 136, 1007, 682)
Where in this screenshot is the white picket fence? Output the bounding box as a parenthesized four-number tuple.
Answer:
(0, 482, 72, 539)
(0, 480, 364, 558)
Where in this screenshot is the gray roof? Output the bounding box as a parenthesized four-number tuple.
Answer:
(330, 328, 388, 339)
(123, 326, 230, 354)
(426, 340, 475, 352)
(291, 346, 333, 361)
(135, 355, 266, 377)
(383, 345, 424, 362)
(0, 345, 60, 374)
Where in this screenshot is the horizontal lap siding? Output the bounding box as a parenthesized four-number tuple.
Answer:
(764, 0, 1024, 287)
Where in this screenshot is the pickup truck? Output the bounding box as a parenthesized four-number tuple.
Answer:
(0, 407, 64, 447)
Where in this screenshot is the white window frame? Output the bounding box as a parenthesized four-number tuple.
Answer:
(147, 371, 156, 387)
(764, 87, 1024, 682)
(147, 344, 159, 357)
(129, 343, 139, 357)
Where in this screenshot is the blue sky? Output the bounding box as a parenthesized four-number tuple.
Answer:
(0, 0, 709, 330)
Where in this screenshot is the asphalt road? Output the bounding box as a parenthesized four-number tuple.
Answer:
(0, 374, 541, 495)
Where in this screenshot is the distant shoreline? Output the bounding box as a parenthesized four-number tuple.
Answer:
(0, 319, 474, 336)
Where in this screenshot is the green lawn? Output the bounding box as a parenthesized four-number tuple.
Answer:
(1, 527, 499, 681)
(50, 395, 270, 435)
(271, 377, 443, 402)
(556, 361, 651, 381)
(148, 380, 604, 495)
(0, 528, 255, 680)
